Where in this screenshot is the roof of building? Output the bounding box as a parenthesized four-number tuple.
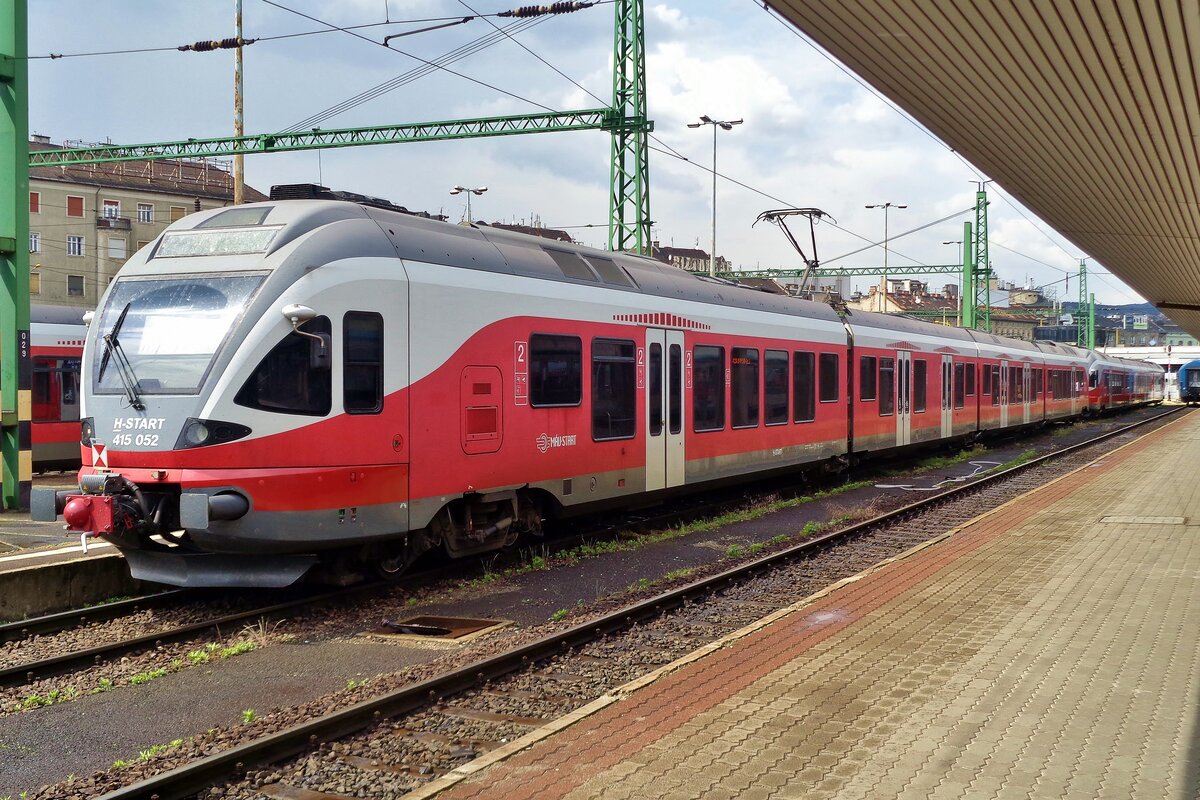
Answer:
(654, 245, 710, 261)
(28, 138, 269, 202)
(477, 221, 574, 243)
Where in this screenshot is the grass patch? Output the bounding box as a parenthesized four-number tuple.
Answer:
(549, 608, 570, 622)
(18, 686, 77, 710)
(129, 667, 168, 686)
(987, 449, 1038, 473)
(885, 445, 987, 476)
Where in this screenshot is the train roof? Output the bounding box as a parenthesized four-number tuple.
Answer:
(146, 199, 849, 327)
(31, 303, 88, 326)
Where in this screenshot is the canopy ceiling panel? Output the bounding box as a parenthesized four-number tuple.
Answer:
(769, 1, 1200, 334)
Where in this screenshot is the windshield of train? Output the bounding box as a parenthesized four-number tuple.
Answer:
(92, 274, 265, 395)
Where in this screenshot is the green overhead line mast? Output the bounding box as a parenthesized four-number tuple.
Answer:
(1077, 259, 1095, 348)
(972, 186, 991, 332)
(608, 0, 652, 253)
(1, 0, 31, 511)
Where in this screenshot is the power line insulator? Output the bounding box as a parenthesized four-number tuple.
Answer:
(178, 37, 256, 53)
(499, 2, 597, 18)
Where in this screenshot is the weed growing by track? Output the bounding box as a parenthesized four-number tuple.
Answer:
(7, 637, 263, 714)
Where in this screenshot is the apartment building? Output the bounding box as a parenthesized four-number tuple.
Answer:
(27, 134, 267, 308)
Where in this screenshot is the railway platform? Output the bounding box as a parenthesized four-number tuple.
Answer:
(415, 409, 1200, 799)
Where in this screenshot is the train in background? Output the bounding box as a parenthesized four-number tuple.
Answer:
(31, 304, 86, 471)
(31, 187, 1164, 588)
(1177, 359, 1200, 405)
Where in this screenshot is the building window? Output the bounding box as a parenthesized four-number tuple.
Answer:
(344, 312, 383, 414)
(29, 191, 39, 214)
(67, 275, 84, 296)
(107, 237, 127, 260)
(170, 205, 187, 222)
(102, 199, 120, 219)
(529, 334, 581, 407)
(29, 272, 40, 295)
(66, 195, 84, 218)
(29, 231, 39, 253)
(67, 235, 84, 257)
(693, 345, 725, 432)
(819, 353, 839, 403)
(591, 338, 636, 441)
(137, 203, 153, 223)
(764, 349, 789, 425)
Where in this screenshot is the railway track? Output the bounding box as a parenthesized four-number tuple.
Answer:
(2, 407, 1163, 701)
(68, 406, 1184, 800)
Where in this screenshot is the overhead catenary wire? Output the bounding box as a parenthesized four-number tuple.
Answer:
(262, 0, 559, 113)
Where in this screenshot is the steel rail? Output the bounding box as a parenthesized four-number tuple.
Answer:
(0, 589, 192, 645)
(93, 405, 1186, 800)
(0, 584, 387, 688)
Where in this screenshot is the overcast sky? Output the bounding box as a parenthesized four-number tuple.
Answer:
(26, 0, 1146, 305)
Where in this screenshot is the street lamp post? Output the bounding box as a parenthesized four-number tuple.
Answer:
(943, 239, 963, 326)
(865, 202, 907, 311)
(688, 115, 742, 277)
(449, 185, 487, 224)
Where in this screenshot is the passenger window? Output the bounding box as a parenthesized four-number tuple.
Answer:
(669, 344, 682, 435)
(982, 361, 992, 395)
(235, 316, 332, 416)
(819, 353, 839, 402)
(764, 350, 788, 425)
(693, 345, 725, 432)
(913, 359, 927, 413)
(344, 312, 383, 414)
(592, 338, 636, 441)
(966, 363, 976, 396)
(859, 356, 877, 401)
(991, 366, 1001, 406)
(731, 347, 760, 429)
(649, 343, 663, 436)
(953, 363, 965, 409)
(793, 351, 815, 423)
(530, 334, 582, 407)
(879, 357, 895, 416)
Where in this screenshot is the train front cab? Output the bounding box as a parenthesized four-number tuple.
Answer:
(1178, 359, 1200, 405)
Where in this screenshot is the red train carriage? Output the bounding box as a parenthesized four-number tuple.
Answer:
(30, 305, 86, 471)
(1085, 352, 1164, 413)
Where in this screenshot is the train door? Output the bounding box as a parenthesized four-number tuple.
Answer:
(999, 361, 1010, 427)
(1022, 363, 1032, 424)
(940, 355, 953, 437)
(645, 329, 685, 492)
(896, 351, 912, 446)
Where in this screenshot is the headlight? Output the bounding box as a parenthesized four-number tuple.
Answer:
(184, 421, 210, 446)
(174, 418, 252, 449)
(80, 417, 95, 447)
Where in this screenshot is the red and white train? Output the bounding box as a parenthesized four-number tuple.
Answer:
(32, 187, 1163, 587)
(31, 305, 86, 471)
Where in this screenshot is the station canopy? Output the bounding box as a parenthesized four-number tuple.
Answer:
(771, 1, 1200, 336)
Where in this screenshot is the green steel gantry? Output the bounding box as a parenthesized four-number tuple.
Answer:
(1, 0, 30, 511)
(1, 0, 653, 509)
(1077, 259, 1095, 348)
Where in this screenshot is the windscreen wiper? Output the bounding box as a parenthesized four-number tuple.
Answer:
(98, 302, 144, 410)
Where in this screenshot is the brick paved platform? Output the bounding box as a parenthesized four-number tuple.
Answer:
(414, 410, 1200, 800)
